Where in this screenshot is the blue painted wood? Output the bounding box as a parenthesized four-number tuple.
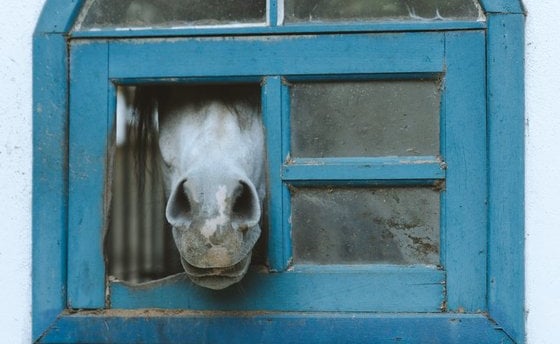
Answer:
(487, 13, 525, 344)
(32, 33, 69, 341)
(281, 80, 291, 168)
(114, 76, 263, 86)
(438, 48, 449, 270)
(40, 312, 513, 344)
(268, 0, 279, 26)
(262, 77, 286, 271)
(33, 0, 525, 342)
(109, 268, 444, 312)
(108, 33, 445, 79)
(67, 41, 109, 309)
(280, 82, 293, 268)
(291, 264, 440, 273)
(443, 31, 487, 312)
(479, 0, 525, 14)
(35, 0, 84, 34)
(285, 72, 440, 83)
(283, 157, 445, 181)
(71, 20, 486, 38)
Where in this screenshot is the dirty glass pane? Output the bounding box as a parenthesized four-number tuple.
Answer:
(75, 0, 266, 30)
(284, 0, 482, 23)
(290, 80, 440, 158)
(291, 187, 440, 265)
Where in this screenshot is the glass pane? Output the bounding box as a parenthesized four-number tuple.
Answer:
(291, 187, 440, 265)
(284, 0, 482, 23)
(290, 80, 440, 158)
(75, 0, 266, 30)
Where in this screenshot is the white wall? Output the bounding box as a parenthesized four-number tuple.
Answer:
(0, 0, 558, 342)
(0, 1, 43, 343)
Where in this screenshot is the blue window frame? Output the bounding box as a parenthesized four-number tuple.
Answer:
(33, 0, 525, 342)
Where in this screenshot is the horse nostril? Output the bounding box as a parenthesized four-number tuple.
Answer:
(166, 179, 192, 226)
(232, 180, 260, 227)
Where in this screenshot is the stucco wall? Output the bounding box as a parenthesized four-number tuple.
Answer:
(0, 1, 42, 343)
(0, 0, 558, 342)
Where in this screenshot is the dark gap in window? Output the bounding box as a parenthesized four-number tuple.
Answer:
(106, 83, 267, 284)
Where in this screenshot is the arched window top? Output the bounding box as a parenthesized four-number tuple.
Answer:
(35, 0, 524, 35)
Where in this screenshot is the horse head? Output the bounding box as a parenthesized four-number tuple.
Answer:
(134, 85, 265, 290)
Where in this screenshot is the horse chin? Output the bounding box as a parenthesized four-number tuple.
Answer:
(180, 253, 252, 290)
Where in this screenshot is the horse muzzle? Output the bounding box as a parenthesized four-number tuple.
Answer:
(179, 252, 252, 290)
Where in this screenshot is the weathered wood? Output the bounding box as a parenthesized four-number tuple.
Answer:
(262, 77, 287, 271)
(108, 33, 445, 79)
(40, 312, 514, 344)
(479, 0, 524, 14)
(72, 21, 486, 39)
(283, 157, 445, 181)
(32, 32, 69, 341)
(443, 31, 487, 312)
(109, 267, 445, 312)
(487, 13, 526, 344)
(33, 0, 84, 339)
(35, 0, 84, 34)
(268, 0, 279, 26)
(67, 41, 110, 309)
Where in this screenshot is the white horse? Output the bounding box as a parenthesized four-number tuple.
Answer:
(130, 85, 265, 290)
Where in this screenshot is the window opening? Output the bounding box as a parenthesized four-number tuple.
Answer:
(107, 83, 267, 286)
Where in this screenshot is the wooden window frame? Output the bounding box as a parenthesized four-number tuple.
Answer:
(33, 0, 525, 342)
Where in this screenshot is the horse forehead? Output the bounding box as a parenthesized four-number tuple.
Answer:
(163, 102, 252, 144)
(201, 102, 245, 135)
(159, 100, 262, 174)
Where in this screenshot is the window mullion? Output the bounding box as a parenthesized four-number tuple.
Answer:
(268, 0, 280, 27)
(443, 31, 487, 312)
(283, 156, 445, 182)
(262, 76, 290, 271)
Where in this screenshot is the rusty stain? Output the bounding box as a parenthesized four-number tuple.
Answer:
(433, 180, 446, 191)
(408, 236, 438, 256)
(385, 217, 422, 230)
